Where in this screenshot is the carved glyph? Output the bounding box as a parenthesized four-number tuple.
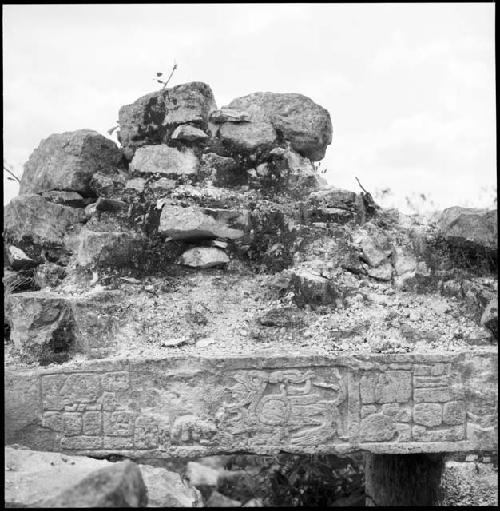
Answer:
(221, 368, 348, 446)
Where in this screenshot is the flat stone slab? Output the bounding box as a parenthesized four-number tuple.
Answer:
(5, 351, 497, 458)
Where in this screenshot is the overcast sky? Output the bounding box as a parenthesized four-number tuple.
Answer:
(3, 3, 496, 212)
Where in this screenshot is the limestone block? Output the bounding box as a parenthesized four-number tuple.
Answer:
(171, 124, 209, 142)
(360, 371, 412, 404)
(209, 108, 250, 123)
(219, 120, 277, 153)
(159, 204, 245, 240)
(41, 190, 87, 207)
(228, 92, 332, 161)
(4, 352, 497, 457)
(7, 246, 38, 271)
(442, 401, 466, 426)
(290, 268, 339, 307)
(118, 81, 217, 158)
(130, 145, 198, 176)
(35, 461, 147, 507)
(438, 206, 497, 250)
(124, 177, 146, 192)
(19, 129, 123, 195)
(359, 414, 396, 442)
(393, 247, 417, 276)
(4, 194, 86, 247)
(179, 247, 229, 269)
(75, 229, 145, 268)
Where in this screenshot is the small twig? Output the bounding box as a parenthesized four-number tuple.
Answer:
(155, 61, 178, 89)
(107, 124, 119, 136)
(4, 165, 21, 184)
(355, 176, 370, 195)
(162, 61, 178, 89)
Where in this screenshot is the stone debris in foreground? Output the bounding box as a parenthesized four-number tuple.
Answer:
(4, 446, 201, 507)
(4, 352, 496, 458)
(35, 460, 147, 507)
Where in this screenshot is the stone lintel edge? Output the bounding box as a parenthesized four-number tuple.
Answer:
(63, 440, 497, 459)
(4, 349, 498, 377)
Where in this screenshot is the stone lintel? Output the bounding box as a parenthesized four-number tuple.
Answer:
(5, 351, 497, 457)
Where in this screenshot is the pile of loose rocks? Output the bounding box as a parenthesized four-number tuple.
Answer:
(3, 81, 498, 366)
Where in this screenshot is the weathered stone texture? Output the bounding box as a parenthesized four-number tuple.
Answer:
(36, 461, 147, 507)
(179, 247, 230, 268)
(159, 204, 246, 240)
(130, 144, 199, 176)
(75, 228, 145, 268)
(437, 460, 498, 506)
(5, 446, 201, 507)
(4, 352, 497, 457)
(118, 81, 217, 159)
(5, 291, 121, 364)
(4, 195, 86, 247)
(219, 120, 277, 153)
(19, 129, 123, 195)
(228, 92, 332, 161)
(438, 206, 497, 250)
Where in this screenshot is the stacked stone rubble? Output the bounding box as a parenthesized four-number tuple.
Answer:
(3, 80, 498, 365)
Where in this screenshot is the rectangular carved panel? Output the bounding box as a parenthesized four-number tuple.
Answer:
(5, 352, 497, 457)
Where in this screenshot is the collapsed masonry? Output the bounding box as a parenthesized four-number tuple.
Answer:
(3, 81, 498, 505)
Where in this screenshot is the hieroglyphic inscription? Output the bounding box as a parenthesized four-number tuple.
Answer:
(221, 368, 350, 446)
(32, 355, 493, 454)
(358, 362, 466, 443)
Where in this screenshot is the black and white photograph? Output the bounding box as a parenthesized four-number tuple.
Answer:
(3, 3, 497, 507)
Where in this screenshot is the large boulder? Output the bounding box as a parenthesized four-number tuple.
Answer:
(228, 92, 332, 161)
(438, 207, 497, 251)
(19, 130, 123, 195)
(4, 195, 86, 247)
(117, 82, 217, 159)
(130, 145, 198, 176)
(5, 447, 200, 508)
(219, 120, 276, 154)
(36, 461, 147, 507)
(159, 204, 246, 240)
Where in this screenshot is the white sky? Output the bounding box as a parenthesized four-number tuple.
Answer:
(2, 3, 496, 212)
